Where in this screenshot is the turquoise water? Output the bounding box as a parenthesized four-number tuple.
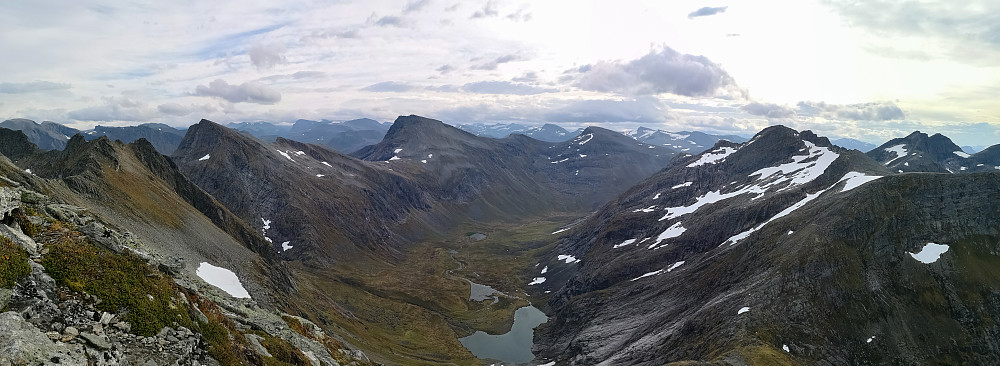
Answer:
(459, 306, 548, 364)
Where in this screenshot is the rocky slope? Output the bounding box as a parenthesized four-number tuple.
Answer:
(533, 125, 1000, 365)
(0, 119, 80, 151)
(623, 127, 748, 154)
(0, 146, 372, 365)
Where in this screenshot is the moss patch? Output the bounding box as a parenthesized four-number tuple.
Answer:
(40, 233, 194, 336)
(0, 236, 30, 288)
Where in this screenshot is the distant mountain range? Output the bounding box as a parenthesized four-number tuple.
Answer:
(831, 137, 877, 152)
(456, 122, 583, 142)
(227, 118, 391, 154)
(867, 131, 1000, 173)
(2, 115, 1000, 365)
(622, 126, 748, 154)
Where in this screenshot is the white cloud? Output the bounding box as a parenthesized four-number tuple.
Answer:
(194, 79, 282, 104)
(248, 44, 287, 70)
(572, 46, 745, 99)
(0, 81, 71, 94)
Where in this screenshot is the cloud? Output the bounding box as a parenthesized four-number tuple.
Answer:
(436, 64, 455, 74)
(434, 96, 674, 123)
(260, 71, 327, 82)
(506, 9, 532, 22)
(248, 44, 287, 70)
(543, 98, 676, 123)
(403, 0, 431, 13)
(0, 81, 71, 94)
(741, 102, 796, 118)
(471, 0, 499, 18)
(462, 81, 556, 95)
(361, 81, 414, 92)
(157, 103, 190, 116)
(512, 72, 538, 83)
(67, 97, 158, 122)
(688, 6, 728, 19)
(472, 53, 523, 70)
(426, 84, 461, 92)
(374, 15, 405, 27)
(796, 101, 905, 121)
(194, 79, 282, 104)
(572, 46, 744, 98)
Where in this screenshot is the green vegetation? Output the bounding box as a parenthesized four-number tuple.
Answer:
(0, 236, 30, 288)
(41, 233, 194, 336)
(12, 207, 41, 237)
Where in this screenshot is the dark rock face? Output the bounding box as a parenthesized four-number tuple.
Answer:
(866, 131, 997, 173)
(534, 125, 1000, 365)
(0, 119, 80, 151)
(0, 128, 41, 161)
(623, 127, 748, 154)
(173, 119, 433, 263)
(82, 123, 185, 155)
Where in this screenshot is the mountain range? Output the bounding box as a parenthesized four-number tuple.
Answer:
(0, 115, 999, 365)
(622, 127, 749, 154)
(456, 123, 583, 142)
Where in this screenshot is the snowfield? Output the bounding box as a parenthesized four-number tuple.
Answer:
(196, 262, 251, 299)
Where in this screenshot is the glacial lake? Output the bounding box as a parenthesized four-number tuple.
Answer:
(459, 305, 548, 364)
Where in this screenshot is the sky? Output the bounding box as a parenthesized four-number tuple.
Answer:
(1, 0, 999, 146)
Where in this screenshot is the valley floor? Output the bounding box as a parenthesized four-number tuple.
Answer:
(284, 216, 572, 365)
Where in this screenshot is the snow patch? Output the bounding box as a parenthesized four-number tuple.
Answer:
(687, 146, 737, 167)
(883, 144, 908, 165)
(650, 222, 686, 248)
(737, 307, 750, 315)
(614, 239, 636, 249)
(421, 160, 427, 164)
(652, 193, 661, 199)
(750, 141, 839, 189)
(672, 182, 693, 189)
(666, 261, 685, 272)
(726, 188, 830, 245)
(394, 148, 403, 153)
(199, 154, 210, 161)
(388, 156, 401, 161)
(196, 263, 251, 299)
(316, 174, 325, 177)
(540, 266, 548, 274)
(281, 241, 293, 251)
(576, 133, 594, 145)
(866, 336, 875, 343)
(783, 344, 790, 352)
(909, 243, 949, 264)
(277, 150, 295, 162)
(557, 254, 580, 264)
(321, 161, 332, 167)
(294, 150, 306, 156)
(954, 151, 971, 158)
(552, 227, 570, 235)
(632, 206, 656, 213)
(528, 277, 546, 285)
(838, 172, 883, 192)
(630, 269, 663, 281)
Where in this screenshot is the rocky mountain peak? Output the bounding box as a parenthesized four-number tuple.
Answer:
(0, 128, 40, 161)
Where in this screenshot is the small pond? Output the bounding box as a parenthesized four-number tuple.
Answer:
(459, 305, 548, 364)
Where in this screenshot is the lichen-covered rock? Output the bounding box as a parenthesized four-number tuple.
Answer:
(0, 311, 87, 365)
